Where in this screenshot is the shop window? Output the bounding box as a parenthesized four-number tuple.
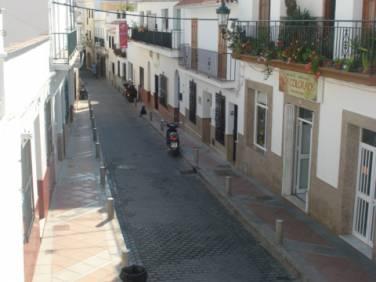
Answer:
(22, 139, 34, 243)
(254, 91, 268, 150)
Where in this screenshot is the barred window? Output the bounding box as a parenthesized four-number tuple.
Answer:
(254, 92, 268, 150)
(22, 139, 35, 243)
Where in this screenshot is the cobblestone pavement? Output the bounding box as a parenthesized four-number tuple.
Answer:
(83, 73, 294, 282)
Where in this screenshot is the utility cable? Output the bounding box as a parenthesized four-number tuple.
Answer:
(52, 1, 224, 22)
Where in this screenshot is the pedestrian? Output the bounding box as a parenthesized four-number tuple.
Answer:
(139, 104, 147, 117)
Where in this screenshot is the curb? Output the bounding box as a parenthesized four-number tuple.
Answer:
(88, 99, 129, 267)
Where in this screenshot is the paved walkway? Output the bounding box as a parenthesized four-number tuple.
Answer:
(33, 100, 126, 282)
(137, 103, 376, 282)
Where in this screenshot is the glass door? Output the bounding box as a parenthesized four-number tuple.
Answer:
(294, 108, 313, 200)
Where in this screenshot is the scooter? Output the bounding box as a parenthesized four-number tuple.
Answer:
(166, 123, 180, 156)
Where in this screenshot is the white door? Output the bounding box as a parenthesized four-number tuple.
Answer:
(353, 143, 376, 246)
(294, 109, 313, 199)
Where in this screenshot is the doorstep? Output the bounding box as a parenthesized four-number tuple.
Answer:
(340, 234, 373, 259)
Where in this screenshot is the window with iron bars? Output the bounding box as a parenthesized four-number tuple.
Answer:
(22, 138, 35, 243)
(45, 100, 53, 161)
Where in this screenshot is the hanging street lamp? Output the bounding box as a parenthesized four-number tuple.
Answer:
(216, 0, 230, 37)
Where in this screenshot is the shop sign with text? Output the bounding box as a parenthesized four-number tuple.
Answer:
(279, 70, 317, 101)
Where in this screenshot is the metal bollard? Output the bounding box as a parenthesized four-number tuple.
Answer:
(107, 197, 114, 220)
(149, 111, 153, 121)
(92, 127, 97, 142)
(276, 219, 284, 245)
(95, 142, 100, 159)
(225, 176, 232, 196)
(100, 166, 106, 186)
(160, 119, 165, 131)
(91, 116, 95, 129)
(134, 98, 137, 107)
(193, 148, 199, 168)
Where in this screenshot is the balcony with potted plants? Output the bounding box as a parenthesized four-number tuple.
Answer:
(229, 11, 376, 85)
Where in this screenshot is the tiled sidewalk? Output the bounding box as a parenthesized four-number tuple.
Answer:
(33, 100, 126, 282)
(140, 105, 376, 282)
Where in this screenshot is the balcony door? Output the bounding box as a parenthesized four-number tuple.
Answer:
(324, 0, 336, 20)
(363, 0, 376, 21)
(218, 31, 227, 80)
(259, 0, 270, 21)
(191, 19, 198, 70)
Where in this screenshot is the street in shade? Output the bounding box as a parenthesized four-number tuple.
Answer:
(83, 72, 295, 282)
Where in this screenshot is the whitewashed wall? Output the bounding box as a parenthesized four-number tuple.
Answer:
(317, 79, 376, 188)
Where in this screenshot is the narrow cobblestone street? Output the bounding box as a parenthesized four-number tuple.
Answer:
(83, 73, 293, 282)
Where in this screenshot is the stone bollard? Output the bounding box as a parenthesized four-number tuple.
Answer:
(225, 176, 232, 196)
(160, 119, 165, 131)
(276, 219, 284, 245)
(107, 197, 114, 220)
(91, 116, 95, 129)
(193, 148, 199, 169)
(100, 166, 106, 186)
(149, 111, 153, 121)
(93, 127, 97, 142)
(122, 249, 129, 267)
(95, 142, 100, 159)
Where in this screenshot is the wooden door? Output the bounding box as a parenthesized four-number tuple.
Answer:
(363, 0, 376, 21)
(324, 0, 336, 20)
(191, 19, 198, 70)
(218, 30, 227, 80)
(259, 0, 270, 21)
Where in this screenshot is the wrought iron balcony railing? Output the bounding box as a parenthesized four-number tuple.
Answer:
(179, 45, 237, 81)
(131, 28, 181, 49)
(233, 20, 376, 75)
(51, 30, 78, 64)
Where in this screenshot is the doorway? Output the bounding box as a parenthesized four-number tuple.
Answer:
(363, 0, 376, 21)
(174, 71, 180, 122)
(353, 129, 376, 247)
(293, 108, 314, 201)
(191, 18, 198, 70)
(154, 75, 159, 110)
(233, 105, 238, 162)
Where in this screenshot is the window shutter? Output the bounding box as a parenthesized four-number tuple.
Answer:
(282, 104, 295, 196)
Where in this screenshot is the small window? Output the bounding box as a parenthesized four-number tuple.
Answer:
(118, 61, 120, 77)
(254, 92, 268, 150)
(112, 62, 115, 74)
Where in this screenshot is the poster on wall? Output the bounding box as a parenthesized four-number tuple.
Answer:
(279, 70, 318, 102)
(119, 22, 128, 49)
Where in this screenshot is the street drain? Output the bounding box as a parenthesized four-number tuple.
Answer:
(214, 169, 237, 176)
(255, 195, 274, 201)
(179, 169, 197, 175)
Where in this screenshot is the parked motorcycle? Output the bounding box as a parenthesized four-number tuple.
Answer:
(166, 123, 180, 156)
(123, 80, 137, 102)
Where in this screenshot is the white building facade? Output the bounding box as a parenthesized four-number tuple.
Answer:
(0, 1, 80, 281)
